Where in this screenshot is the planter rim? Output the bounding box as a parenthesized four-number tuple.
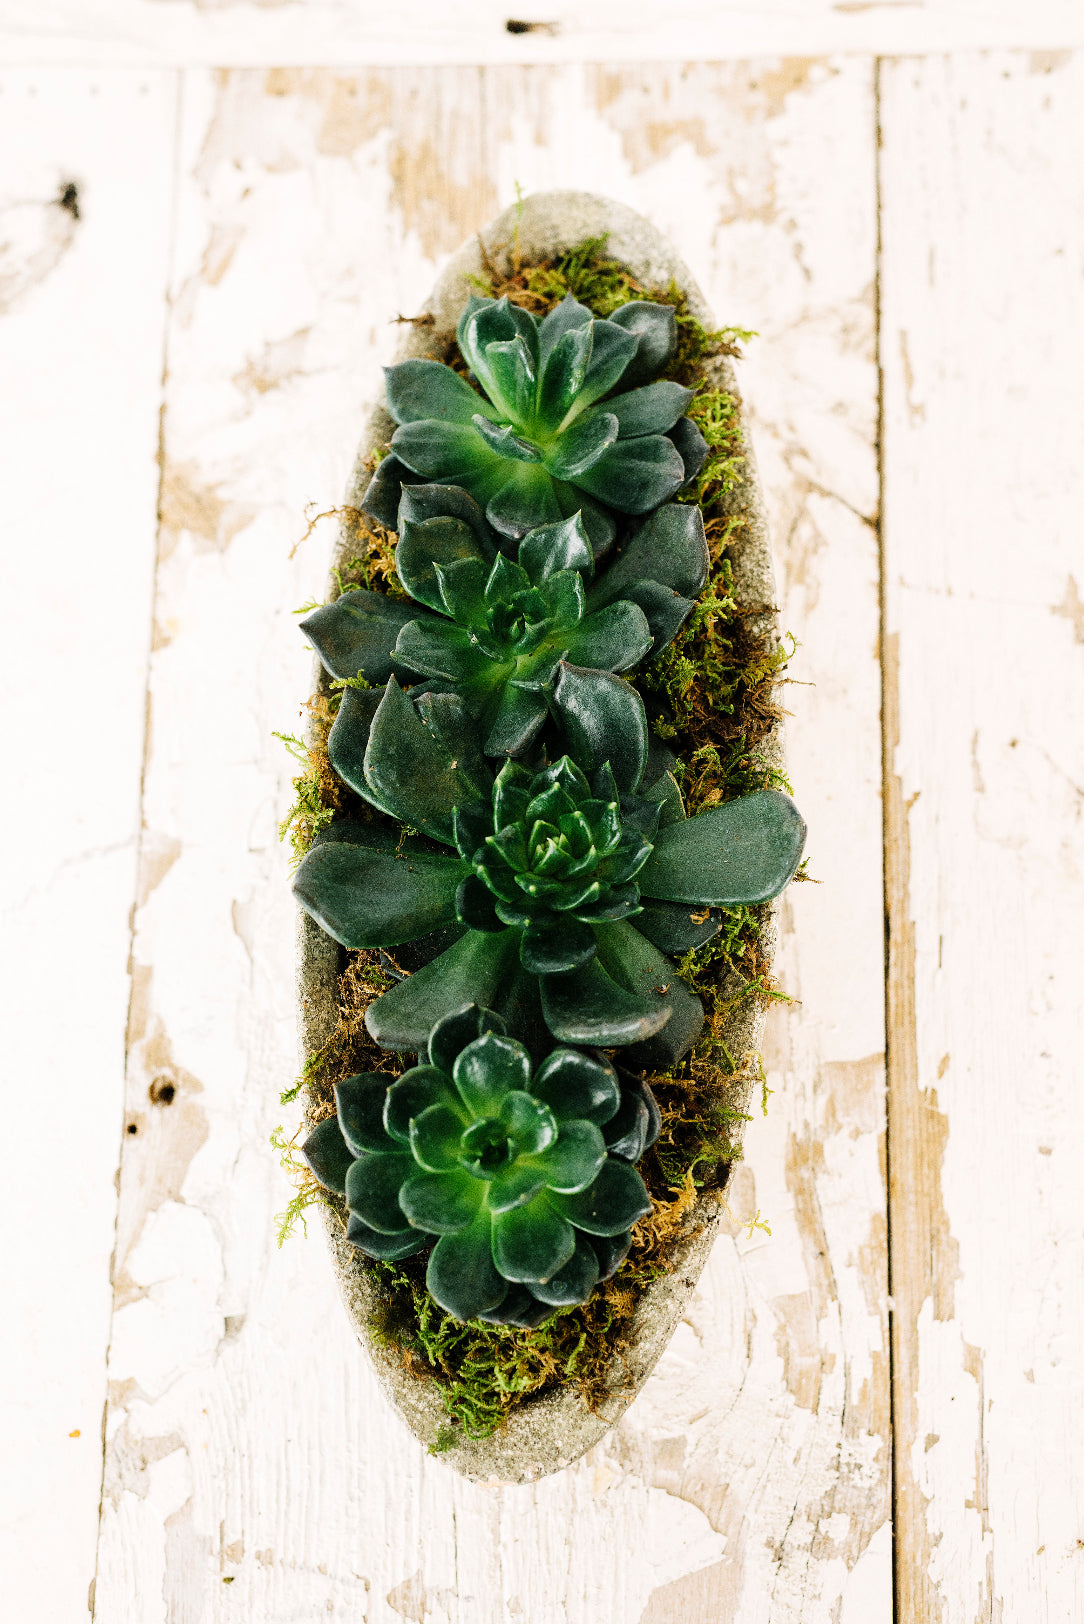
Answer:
(296, 190, 784, 1484)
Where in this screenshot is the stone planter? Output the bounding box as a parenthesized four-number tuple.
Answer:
(297, 191, 785, 1482)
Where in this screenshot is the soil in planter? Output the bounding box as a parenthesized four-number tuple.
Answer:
(275, 236, 796, 1445)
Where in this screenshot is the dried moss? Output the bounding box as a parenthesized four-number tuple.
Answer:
(278, 237, 795, 1440)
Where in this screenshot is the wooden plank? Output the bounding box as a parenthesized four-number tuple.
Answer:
(92, 61, 887, 1622)
(0, 67, 176, 1624)
(880, 49, 1084, 1623)
(539, 60, 890, 1623)
(1, 1, 1083, 69)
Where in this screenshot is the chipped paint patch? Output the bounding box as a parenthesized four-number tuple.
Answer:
(137, 833, 183, 909)
(158, 459, 254, 555)
(1053, 576, 1084, 646)
(638, 1558, 739, 1624)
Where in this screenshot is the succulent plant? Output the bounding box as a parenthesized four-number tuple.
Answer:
(293, 662, 806, 1062)
(300, 1005, 658, 1323)
(362, 294, 710, 553)
(301, 487, 709, 757)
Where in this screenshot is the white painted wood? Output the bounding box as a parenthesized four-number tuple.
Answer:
(0, 0, 1083, 68)
(89, 61, 889, 1622)
(880, 50, 1084, 1623)
(0, 67, 176, 1624)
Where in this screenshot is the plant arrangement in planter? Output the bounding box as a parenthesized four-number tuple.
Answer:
(283, 193, 804, 1481)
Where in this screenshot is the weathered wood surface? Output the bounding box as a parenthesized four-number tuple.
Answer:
(1, 0, 1082, 67)
(83, 60, 889, 1623)
(0, 67, 176, 1624)
(880, 50, 1084, 1623)
(2, 35, 1080, 1624)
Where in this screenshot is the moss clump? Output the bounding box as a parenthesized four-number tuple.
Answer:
(474, 231, 755, 379)
(279, 236, 794, 1441)
(274, 693, 343, 870)
(363, 1169, 700, 1440)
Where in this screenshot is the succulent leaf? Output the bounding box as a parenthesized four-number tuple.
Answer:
(384, 1065, 463, 1144)
(345, 1151, 415, 1234)
(476, 1283, 552, 1329)
(427, 1003, 505, 1065)
(491, 1196, 576, 1283)
(528, 1119, 607, 1193)
(472, 414, 542, 463)
(593, 917, 706, 1069)
(336, 1074, 398, 1156)
(640, 789, 808, 906)
(551, 663, 649, 793)
(363, 680, 493, 843)
(326, 688, 381, 799)
(529, 1233, 601, 1308)
(607, 301, 679, 389)
(590, 1230, 634, 1281)
(574, 433, 687, 514)
(600, 1089, 650, 1163)
(300, 1115, 353, 1196)
(427, 1211, 507, 1320)
(542, 411, 618, 479)
(547, 1157, 653, 1236)
(517, 512, 594, 581)
(597, 379, 693, 439)
(530, 1047, 621, 1125)
(396, 514, 495, 614)
(391, 418, 504, 485)
(536, 293, 592, 367)
(301, 590, 422, 684)
(537, 323, 592, 424)
(399, 481, 499, 549)
(408, 1103, 471, 1172)
(345, 1214, 427, 1261)
(588, 503, 709, 606)
(399, 1168, 482, 1231)
(291, 823, 466, 948)
(454, 1031, 532, 1116)
(540, 955, 673, 1048)
(667, 413, 711, 488)
(365, 928, 521, 1053)
(360, 451, 423, 530)
(384, 358, 500, 427)
(634, 897, 723, 954)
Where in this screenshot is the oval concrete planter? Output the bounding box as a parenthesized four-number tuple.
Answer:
(297, 191, 785, 1483)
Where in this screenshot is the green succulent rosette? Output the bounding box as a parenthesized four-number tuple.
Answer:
(300, 1005, 659, 1324)
(362, 293, 710, 553)
(301, 489, 709, 757)
(292, 662, 806, 1063)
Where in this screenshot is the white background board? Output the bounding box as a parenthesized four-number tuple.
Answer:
(0, 13, 1080, 1623)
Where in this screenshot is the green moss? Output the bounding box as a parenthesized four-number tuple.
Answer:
(270, 1122, 332, 1243)
(282, 237, 795, 1443)
(679, 387, 745, 506)
(364, 1223, 682, 1441)
(273, 726, 338, 870)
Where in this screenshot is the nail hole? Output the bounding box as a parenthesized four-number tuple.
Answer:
(127, 1122, 138, 1134)
(56, 181, 80, 220)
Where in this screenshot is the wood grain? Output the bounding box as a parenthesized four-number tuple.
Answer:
(880, 50, 1084, 1623)
(0, 67, 176, 1624)
(83, 60, 890, 1622)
